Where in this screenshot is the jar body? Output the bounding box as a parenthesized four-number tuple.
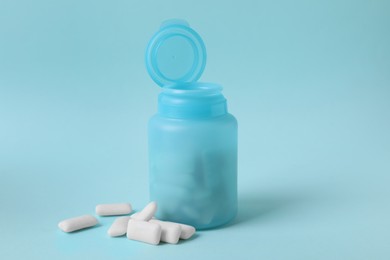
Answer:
(149, 110, 237, 229)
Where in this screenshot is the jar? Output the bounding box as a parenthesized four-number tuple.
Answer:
(145, 20, 238, 229)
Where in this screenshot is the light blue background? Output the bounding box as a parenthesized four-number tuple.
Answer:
(1, 0, 389, 259)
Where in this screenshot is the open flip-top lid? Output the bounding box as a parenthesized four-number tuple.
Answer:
(145, 19, 207, 87)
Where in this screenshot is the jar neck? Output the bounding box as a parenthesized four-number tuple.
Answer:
(157, 82, 227, 119)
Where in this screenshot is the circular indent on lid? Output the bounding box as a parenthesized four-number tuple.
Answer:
(145, 20, 206, 87)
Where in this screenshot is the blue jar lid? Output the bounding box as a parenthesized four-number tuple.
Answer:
(145, 19, 207, 87)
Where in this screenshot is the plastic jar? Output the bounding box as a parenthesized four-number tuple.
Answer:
(145, 20, 238, 229)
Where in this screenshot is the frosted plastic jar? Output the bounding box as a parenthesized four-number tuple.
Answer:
(145, 20, 238, 229)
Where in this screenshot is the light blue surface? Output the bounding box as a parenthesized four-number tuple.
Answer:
(1, 0, 390, 259)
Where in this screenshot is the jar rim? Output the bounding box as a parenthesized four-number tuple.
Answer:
(163, 82, 222, 96)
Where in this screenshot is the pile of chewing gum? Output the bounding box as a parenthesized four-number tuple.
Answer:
(58, 201, 196, 245)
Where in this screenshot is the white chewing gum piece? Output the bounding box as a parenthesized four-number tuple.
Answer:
(131, 201, 157, 221)
(58, 215, 98, 233)
(149, 219, 181, 244)
(126, 219, 161, 245)
(178, 223, 196, 239)
(108, 216, 131, 237)
(95, 203, 132, 216)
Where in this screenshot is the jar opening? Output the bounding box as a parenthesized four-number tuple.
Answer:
(158, 82, 227, 118)
(163, 82, 222, 96)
